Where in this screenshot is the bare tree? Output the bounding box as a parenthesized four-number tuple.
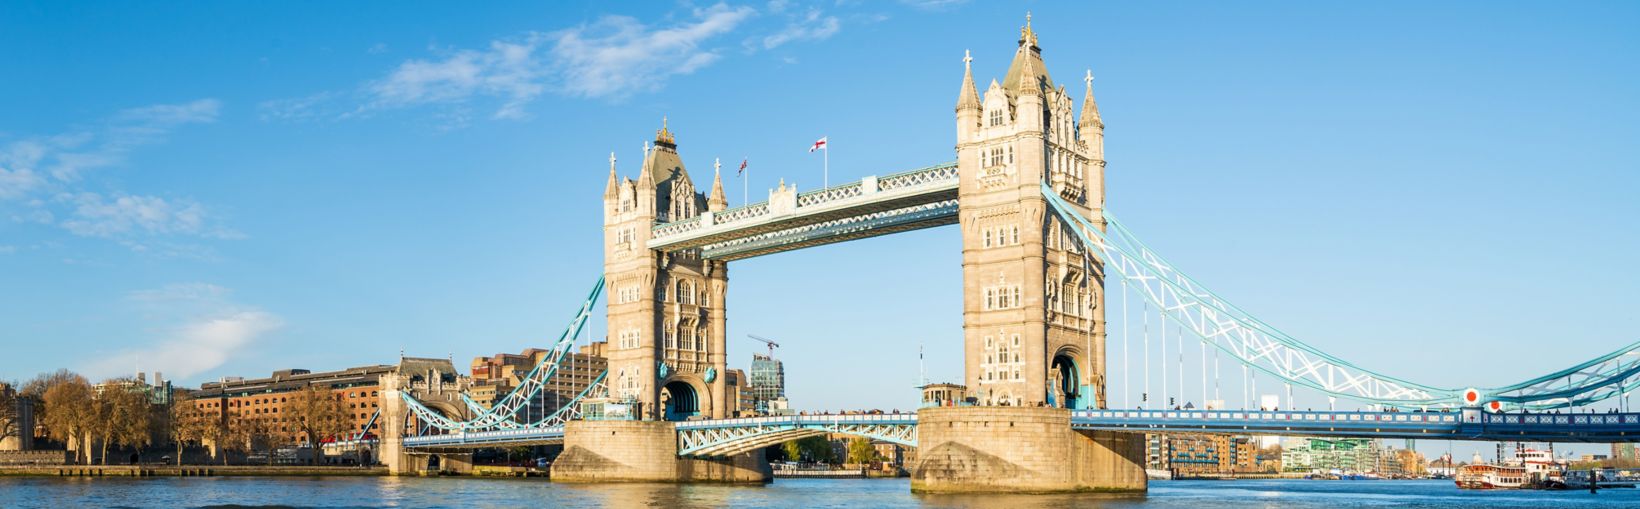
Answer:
(39, 372, 95, 464)
(221, 412, 253, 466)
(201, 411, 231, 466)
(108, 382, 153, 464)
(0, 382, 20, 446)
(168, 392, 205, 465)
(287, 384, 349, 465)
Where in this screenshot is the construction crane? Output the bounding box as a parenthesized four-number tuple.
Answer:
(748, 334, 781, 358)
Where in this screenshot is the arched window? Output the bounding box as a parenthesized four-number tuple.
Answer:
(678, 280, 693, 305)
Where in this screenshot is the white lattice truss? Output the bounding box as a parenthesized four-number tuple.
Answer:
(402, 278, 606, 432)
(648, 163, 959, 257)
(675, 415, 918, 457)
(1041, 185, 1453, 407)
(1042, 182, 1640, 410)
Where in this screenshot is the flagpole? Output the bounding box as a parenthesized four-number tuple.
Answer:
(742, 157, 748, 206)
(823, 141, 829, 188)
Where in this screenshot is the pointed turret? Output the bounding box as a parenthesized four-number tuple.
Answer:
(956, 50, 981, 112)
(1017, 45, 1042, 97)
(604, 151, 619, 199)
(708, 158, 727, 212)
(637, 139, 655, 188)
(1079, 69, 1102, 130)
(1001, 12, 1052, 95)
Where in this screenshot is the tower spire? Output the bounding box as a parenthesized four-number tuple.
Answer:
(604, 151, 619, 198)
(708, 157, 727, 212)
(1017, 44, 1041, 97)
(1080, 69, 1102, 128)
(957, 49, 981, 112)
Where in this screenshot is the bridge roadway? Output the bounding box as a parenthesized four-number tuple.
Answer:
(399, 409, 1640, 454)
(647, 163, 958, 260)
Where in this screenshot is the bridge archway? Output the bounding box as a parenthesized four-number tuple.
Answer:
(675, 416, 919, 458)
(661, 380, 701, 421)
(1051, 350, 1083, 409)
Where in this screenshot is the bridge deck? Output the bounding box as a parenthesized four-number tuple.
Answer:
(1070, 409, 1640, 443)
(647, 163, 957, 260)
(399, 409, 1640, 452)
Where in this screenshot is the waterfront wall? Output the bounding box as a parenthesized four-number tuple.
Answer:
(911, 406, 1146, 493)
(0, 450, 69, 466)
(551, 420, 770, 483)
(0, 465, 387, 477)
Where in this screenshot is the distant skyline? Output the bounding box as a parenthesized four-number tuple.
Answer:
(3, 1, 1638, 457)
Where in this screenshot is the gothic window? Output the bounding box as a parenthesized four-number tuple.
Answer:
(664, 325, 677, 349)
(1007, 146, 1014, 164)
(1009, 226, 1019, 245)
(1010, 286, 1022, 308)
(678, 280, 694, 305)
(983, 229, 992, 248)
(989, 108, 1004, 127)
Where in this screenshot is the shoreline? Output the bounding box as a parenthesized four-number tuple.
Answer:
(0, 465, 388, 477)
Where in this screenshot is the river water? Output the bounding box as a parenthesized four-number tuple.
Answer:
(3, 477, 1635, 508)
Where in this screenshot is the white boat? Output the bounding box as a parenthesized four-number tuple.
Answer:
(1455, 449, 1564, 490)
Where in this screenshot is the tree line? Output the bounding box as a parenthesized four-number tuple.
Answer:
(7, 368, 355, 465)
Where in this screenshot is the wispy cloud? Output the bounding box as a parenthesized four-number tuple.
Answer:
(82, 283, 283, 382)
(761, 8, 840, 49)
(57, 192, 207, 238)
(550, 3, 755, 100)
(899, 0, 969, 10)
(0, 99, 237, 252)
(367, 37, 549, 119)
(265, 3, 764, 124)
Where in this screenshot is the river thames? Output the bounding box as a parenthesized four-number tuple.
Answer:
(2, 478, 1635, 508)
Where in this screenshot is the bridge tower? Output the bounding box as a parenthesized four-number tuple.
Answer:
(956, 15, 1106, 410)
(555, 122, 767, 484)
(914, 15, 1144, 494)
(602, 121, 730, 422)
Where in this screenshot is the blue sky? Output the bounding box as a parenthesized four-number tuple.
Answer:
(3, 1, 1639, 455)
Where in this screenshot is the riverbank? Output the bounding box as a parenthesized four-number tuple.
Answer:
(0, 465, 387, 477)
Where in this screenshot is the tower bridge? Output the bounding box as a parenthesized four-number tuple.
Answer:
(377, 16, 1640, 493)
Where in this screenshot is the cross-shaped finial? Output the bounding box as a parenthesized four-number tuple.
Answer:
(1026, 11, 1032, 28)
(714, 157, 722, 174)
(963, 49, 973, 68)
(609, 151, 617, 168)
(662, 116, 668, 130)
(1084, 69, 1094, 89)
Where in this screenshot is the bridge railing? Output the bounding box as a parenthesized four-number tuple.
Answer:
(674, 413, 919, 430)
(648, 162, 957, 244)
(1482, 413, 1640, 426)
(404, 425, 567, 447)
(1071, 409, 1460, 424)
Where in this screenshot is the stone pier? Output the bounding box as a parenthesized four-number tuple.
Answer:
(550, 420, 770, 483)
(911, 406, 1146, 493)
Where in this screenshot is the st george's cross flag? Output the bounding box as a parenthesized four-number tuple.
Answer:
(738, 158, 748, 176)
(809, 137, 828, 152)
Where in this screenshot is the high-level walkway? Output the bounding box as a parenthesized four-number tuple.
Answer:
(647, 163, 957, 260)
(400, 409, 1640, 454)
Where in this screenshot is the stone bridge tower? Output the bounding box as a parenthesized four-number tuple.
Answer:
(603, 120, 731, 421)
(956, 15, 1107, 409)
(913, 16, 1141, 495)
